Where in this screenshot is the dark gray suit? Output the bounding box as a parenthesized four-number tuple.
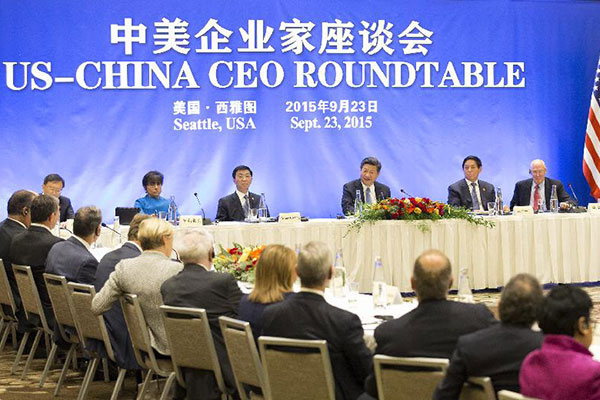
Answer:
(216, 192, 265, 222)
(161, 264, 243, 399)
(447, 179, 496, 210)
(510, 177, 574, 210)
(45, 236, 98, 285)
(341, 179, 391, 215)
(59, 195, 74, 223)
(0, 218, 27, 325)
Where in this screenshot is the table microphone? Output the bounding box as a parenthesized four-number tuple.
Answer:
(101, 222, 122, 238)
(59, 226, 72, 234)
(568, 183, 579, 206)
(400, 188, 414, 198)
(193, 192, 207, 220)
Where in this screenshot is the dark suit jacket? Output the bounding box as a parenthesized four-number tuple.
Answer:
(238, 292, 292, 342)
(510, 177, 574, 210)
(447, 179, 496, 210)
(9, 225, 64, 327)
(161, 264, 243, 399)
(434, 323, 543, 399)
(216, 192, 266, 222)
(59, 195, 74, 222)
(92, 242, 142, 369)
(45, 236, 98, 284)
(262, 291, 372, 400)
(0, 218, 27, 312)
(365, 299, 496, 397)
(341, 179, 392, 215)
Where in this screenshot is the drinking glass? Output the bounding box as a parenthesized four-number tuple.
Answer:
(487, 202, 496, 216)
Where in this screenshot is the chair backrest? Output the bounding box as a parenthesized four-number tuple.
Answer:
(43, 273, 77, 343)
(12, 264, 50, 333)
(160, 305, 226, 392)
(0, 259, 17, 320)
(66, 282, 115, 360)
(459, 376, 496, 400)
(258, 336, 335, 400)
(497, 390, 541, 400)
(373, 355, 450, 400)
(219, 316, 265, 397)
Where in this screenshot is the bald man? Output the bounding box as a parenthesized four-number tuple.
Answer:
(510, 159, 574, 211)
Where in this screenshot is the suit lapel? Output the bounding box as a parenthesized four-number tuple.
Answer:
(231, 192, 244, 220)
(544, 178, 552, 208)
(460, 181, 473, 208)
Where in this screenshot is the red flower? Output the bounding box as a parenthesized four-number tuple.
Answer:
(228, 248, 238, 255)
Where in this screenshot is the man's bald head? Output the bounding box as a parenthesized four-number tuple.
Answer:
(412, 249, 452, 301)
(529, 159, 547, 185)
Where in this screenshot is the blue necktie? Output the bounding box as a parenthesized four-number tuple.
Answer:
(470, 182, 480, 210)
(366, 187, 373, 204)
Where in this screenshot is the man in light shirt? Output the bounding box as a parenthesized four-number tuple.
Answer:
(447, 155, 496, 211)
(341, 157, 392, 215)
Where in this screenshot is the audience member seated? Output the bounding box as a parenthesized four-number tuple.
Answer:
(91, 218, 182, 356)
(92, 213, 150, 370)
(520, 285, 600, 399)
(134, 170, 170, 215)
(10, 194, 63, 327)
(41, 173, 74, 222)
(0, 190, 36, 329)
(434, 273, 543, 399)
(262, 241, 372, 400)
(216, 165, 266, 222)
(45, 206, 102, 284)
(238, 244, 297, 340)
(161, 228, 243, 400)
(364, 249, 496, 398)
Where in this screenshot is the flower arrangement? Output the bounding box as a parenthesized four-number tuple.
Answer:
(213, 243, 266, 282)
(348, 197, 494, 233)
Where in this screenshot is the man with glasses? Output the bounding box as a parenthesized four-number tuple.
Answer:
(42, 173, 74, 222)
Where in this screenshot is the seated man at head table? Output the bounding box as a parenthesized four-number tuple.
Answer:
(215, 165, 269, 221)
(42, 173, 74, 222)
(510, 159, 575, 211)
(134, 170, 170, 215)
(341, 156, 391, 215)
(364, 249, 497, 399)
(447, 155, 496, 211)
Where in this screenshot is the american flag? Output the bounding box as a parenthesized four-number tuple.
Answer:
(584, 56, 600, 200)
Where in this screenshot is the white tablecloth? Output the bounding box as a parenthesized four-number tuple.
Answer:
(95, 213, 600, 293)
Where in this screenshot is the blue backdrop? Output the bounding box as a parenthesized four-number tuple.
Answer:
(1, 0, 599, 220)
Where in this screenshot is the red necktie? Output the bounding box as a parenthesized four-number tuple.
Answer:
(533, 184, 540, 211)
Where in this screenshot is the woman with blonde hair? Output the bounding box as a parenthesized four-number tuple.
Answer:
(238, 244, 297, 339)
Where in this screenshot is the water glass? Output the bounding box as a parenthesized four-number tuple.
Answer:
(487, 202, 496, 216)
(158, 211, 167, 220)
(348, 282, 360, 304)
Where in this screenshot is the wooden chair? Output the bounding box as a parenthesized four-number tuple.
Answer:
(0, 259, 18, 353)
(459, 376, 496, 400)
(219, 316, 265, 400)
(160, 305, 229, 399)
(497, 390, 541, 400)
(258, 336, 335, 400)
(373, 355, 449, 400)
(120, 293, 174, 400)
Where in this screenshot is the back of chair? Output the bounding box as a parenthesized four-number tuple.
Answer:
(0, 259, 17, 320)
(12, 264, 50, 332)
(219, 316, 264, 392)
(120, 293, 159, 370)
(43, 274, 76, 342)
(497, 390, 541, 400)
(374, 355, 449, 400)
(258, 336, 335, 400)
(459, 376, 496, 400)
(66, 282, 114, 360)
(160, 305, 226, 392)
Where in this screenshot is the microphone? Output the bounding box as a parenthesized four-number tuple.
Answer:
(101, 222, 122, 238)
(193, 192, 207, 220)
(568, 183, 579, 206)
(59, 226, 72, 234)
(400, 188, 413, 198)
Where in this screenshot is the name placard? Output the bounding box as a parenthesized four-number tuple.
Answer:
(513, 206, 534, 215)
(179, 215, 205, 227)
(278, 212, 301, 223)
(588, 203, 600, 213)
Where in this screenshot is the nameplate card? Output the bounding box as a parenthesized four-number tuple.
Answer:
(278, 212, 301, 223)
(513, 206, 534, 215)
(588, 203, 600, 213)
(179, 215, 205, 227)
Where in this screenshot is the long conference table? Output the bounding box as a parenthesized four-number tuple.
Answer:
(95, 213, 600, 293)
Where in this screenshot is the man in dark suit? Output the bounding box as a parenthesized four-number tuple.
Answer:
(364, 250, 496, 398)
(447, 155, 496, 211)
(161, 228, 243, 400)
(434, 273, 544, 399)
(0, 190, 36, 328)
(42, 173, 74, 222)
(216, 165, 268, 221)
(342, 157, 391, 215)
(10, 194, 63, 327)
(93, 213, 150, 370)
(510, 159, 574, 211)
(262, 241, 372, 400)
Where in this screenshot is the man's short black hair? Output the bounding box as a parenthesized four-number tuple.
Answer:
(499, 273, 543, 326)
(73, 206, 102, 238)
(462, 156, 482, 169)
(538, 285, 592, 336)
(360, 157, 382, 172)
(43, 173, 65, 187)
(142, 171, 164, 189)
(30, 194, 59, 223)
(7, 190, 36, 216)
(232, 165, 253, 179)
